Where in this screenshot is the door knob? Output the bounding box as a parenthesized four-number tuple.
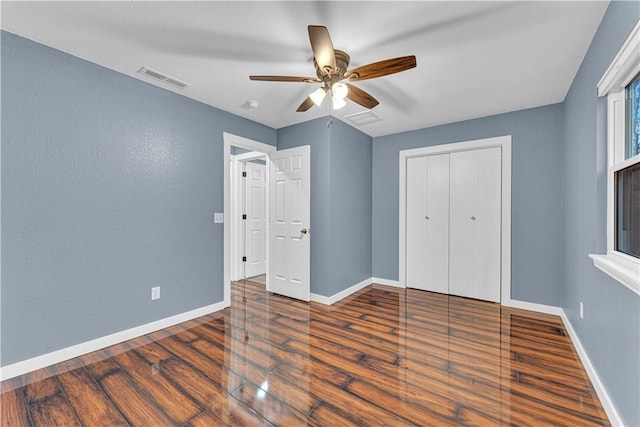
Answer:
(425, 216, 430, 220)
(471, 216, 476, 221)
(300, 228, 308, 235)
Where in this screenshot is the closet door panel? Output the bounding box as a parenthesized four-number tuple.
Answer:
(473, 147, 502, 302)
(424, 154, 450, 293)
(406, 156, 428, 288)
(449, 150, 475, 298)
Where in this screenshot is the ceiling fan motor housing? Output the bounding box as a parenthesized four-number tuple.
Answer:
(314, 50, 351, 83)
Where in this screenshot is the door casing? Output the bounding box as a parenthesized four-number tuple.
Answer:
(223, 133, 274, 307)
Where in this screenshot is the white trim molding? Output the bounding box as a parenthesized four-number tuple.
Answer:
(503, 299, 562, 316)
(597, 19, 640, 97)
(0, 301, 226, 381)
(371, 277, 402, 288)
(398, 135, 512, 304)
(311, 278, 372, 305)
(560, 310, 624, 426)
(589, 253, 640, 296)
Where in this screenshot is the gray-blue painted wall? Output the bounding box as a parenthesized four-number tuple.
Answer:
(562, 1, 640, 425)
(277, 117, 372, 296)
(1, 31, 276, 365)
(327, 118, 372, 295)
(372, 104, 565, 306)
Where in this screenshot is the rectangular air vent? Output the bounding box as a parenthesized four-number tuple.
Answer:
(343, 110, 383, 126)
(137, 66, 190, 90)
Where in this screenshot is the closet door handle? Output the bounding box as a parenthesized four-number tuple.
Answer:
(425, 216, 430, 220)
(470, 216, 476, 221)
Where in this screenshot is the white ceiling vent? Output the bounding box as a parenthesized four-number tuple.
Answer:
(343, 110, 383, 126)
(136, 66, 190, 90)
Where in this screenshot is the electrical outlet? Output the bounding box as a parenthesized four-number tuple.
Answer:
(580, 302, 584, 319)
(151, 286, 160, 301)
(214, 212, 224, 223)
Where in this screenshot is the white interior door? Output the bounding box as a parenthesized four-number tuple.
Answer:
(449, 147, 501, 302)
(244, 161, 267, 278)
(406, 154, 450, 293)
(268, 145, 310, 301)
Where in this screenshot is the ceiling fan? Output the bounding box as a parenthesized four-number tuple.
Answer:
(249, 25, 417, 112)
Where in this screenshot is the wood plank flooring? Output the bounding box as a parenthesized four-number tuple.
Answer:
(1, 280, 610, 426)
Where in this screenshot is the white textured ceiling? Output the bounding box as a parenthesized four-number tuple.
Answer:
(1, 1, 608, 137)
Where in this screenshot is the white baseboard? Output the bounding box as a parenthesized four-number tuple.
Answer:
(559, 310, 623, 427)
(503, 298, 622, 425)
(0, 301, 226, 381)
(371, 277, 403, 288)
(503, 298, 563, 316)
(311, 277, 373, 305)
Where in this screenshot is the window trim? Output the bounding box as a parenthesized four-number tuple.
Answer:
(591, 19, 640, 296)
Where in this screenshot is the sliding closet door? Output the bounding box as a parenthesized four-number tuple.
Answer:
(406, 154, 450, 293)
(449, 147, 501, 302)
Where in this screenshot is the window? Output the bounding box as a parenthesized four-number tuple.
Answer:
(616, 160, 640, 258)
(615, 73, 640, 259)
(591, 20, 640, 296)
(626, 73, 640, 158)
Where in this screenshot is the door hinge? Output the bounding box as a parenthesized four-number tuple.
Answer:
(242, 214, 247, 220)
(242, 256, 247, 262)
(242, 171, 247, 177)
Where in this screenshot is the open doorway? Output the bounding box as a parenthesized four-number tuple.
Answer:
(231, 150, 267, 282)
(223, 133, 274, 306)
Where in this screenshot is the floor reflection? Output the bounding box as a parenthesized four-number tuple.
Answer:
(0, 279, 610, 426)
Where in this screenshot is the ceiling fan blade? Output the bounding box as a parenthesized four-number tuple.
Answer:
(346, 84, 379, 109)
(308, 25, 336, 75)
(296, 96, 315, 112)
(347, 56, 416, 81)
(250, 75, 321, 83)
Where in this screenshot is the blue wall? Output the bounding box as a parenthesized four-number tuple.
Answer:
(277, 117, 372, 297)
(372, 104, 565, 306)
(562, 2, 640, 425)
(1, 31, 276, 365)
(328, 119, 372, 295)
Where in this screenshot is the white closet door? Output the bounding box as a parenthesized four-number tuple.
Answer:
(424, 154, 450, 293)
(449, 150, 475, 298)
(406, 156, 428, 288)
(449, 147, 501, 302)
(406, 154, 450, 293)
(473, 147, 502, 302)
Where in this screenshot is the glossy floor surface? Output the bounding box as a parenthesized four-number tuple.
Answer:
(1, 280, 609, 426)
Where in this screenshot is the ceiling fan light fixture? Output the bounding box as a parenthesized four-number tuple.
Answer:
(310, 87, 327, 106)
(332, 96, 347, 110)
(332, 82, 348, 100)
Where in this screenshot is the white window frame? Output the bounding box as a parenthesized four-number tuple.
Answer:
(590, 19, 640, 296)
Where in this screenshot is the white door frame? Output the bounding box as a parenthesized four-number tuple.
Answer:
(399, 135, 512, 304)
(230, 151, 267, 281)
(223, 132, 274, 307)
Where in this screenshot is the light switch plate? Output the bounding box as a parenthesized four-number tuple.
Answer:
(214, 212, 224, 223)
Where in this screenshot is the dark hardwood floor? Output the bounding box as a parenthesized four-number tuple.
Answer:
(1, 280, 609, 426)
